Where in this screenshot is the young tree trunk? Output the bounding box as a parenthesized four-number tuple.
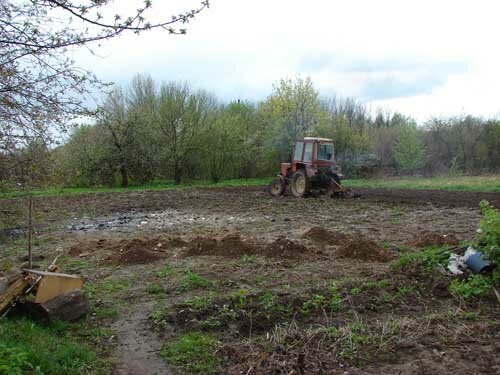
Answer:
(211, 172, 220, 183)
(120, 165, 129, 188)
(173, 163, 182, 185)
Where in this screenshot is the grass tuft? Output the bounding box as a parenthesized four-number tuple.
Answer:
(177, 270, 212, 292)
(161, 332, 220, 374)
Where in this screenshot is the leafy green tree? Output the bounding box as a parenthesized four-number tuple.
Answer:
(97, 87, 136, 187)
(203, 107, 238, 182)
(156, 83, 217, 184)
(394, 124, 426, 174)
(260, 77, 322, 162)
(224, 101, 263, 178)
(126, 74, 161, 184)
(54, 125, 115, 187)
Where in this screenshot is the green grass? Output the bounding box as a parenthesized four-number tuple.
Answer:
(0, 318, 108, 375)
(177, 270, 212, 292)
(449, 274, 492, 299)
(343, 175, 500, 193)
(156, 263, 177, 277)
(146, 283, 165, 295)
(185, 295, 214, 310)
(3, 175, 498, 199)
(93, 306, 119, 320)
(161, 332, 220, 374)
(391, 246, 451, 271)
(0, 177, 274, 199)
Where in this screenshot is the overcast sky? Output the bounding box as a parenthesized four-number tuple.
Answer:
(75, 0, 500, 122)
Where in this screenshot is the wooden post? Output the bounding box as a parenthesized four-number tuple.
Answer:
(27, 194, 33, 269)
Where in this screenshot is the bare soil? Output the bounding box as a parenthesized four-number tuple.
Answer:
(1, 186, 498, 374)
(408, 230, 461, 248)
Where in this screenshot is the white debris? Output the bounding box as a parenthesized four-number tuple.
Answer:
(140, 221, 148, 225)
(447, 254, 464, 275)
(447, 246, 490, 275)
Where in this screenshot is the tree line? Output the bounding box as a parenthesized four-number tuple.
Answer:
(2, 75, 499, 188)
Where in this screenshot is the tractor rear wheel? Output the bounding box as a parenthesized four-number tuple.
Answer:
(268, 178, 285, 196)
(291, 170, 310, 198)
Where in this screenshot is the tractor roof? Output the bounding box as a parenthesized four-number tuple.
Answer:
(303, 137, 333, 142)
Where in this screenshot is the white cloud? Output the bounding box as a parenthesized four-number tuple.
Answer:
(74, 0, 500, 121)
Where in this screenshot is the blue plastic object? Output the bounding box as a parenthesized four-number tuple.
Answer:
(465, 252, 491, 273)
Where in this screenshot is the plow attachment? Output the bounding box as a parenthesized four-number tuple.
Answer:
(0, 260, 88, 322)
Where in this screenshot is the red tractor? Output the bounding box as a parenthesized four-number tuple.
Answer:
(269, 137, 351, 198)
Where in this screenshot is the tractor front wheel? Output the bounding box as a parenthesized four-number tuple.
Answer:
(291, 170, 310, 198)
(268, 178, 285, 196)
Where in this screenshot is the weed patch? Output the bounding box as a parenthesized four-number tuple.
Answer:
(391, 246, 450, 271)
(146, 283, 164, 295)
(449, 274, 492, 299)
(156, 264, 176, 277)
(185, 295, 213, 310)
(161, 332, 220, 374)
(0, 318, 107, 374)
(94, 306, 119, 320)
(177, 270, 212, 292)
(240, 254, 257, 264)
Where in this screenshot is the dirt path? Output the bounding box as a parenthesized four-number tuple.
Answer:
(112, 303, 172, 375)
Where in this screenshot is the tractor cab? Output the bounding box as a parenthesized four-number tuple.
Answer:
(293, 137, 336, 166)
(270, 137, 349, 198)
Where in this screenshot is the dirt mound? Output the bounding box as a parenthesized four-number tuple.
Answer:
(108, 247, 163, 265)
(105, 238, 166, 265)
(220, 233, 258, 256)
(336, 237, 393, 262)
(186, 234, 255, 257)
(68, 236, 187, 264)
(263, 237, 310, 258)
(303, 227, 391, 262)
(185, 234, 311, 259)
(186, 237, 218, 255)
(302, 226, 350, 245)
(68, 238, 109, 257)
(408, 230, 460, 248)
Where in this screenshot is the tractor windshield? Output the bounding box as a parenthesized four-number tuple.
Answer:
(317, 143, 334, 161)
(293, 142, 304, 161)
